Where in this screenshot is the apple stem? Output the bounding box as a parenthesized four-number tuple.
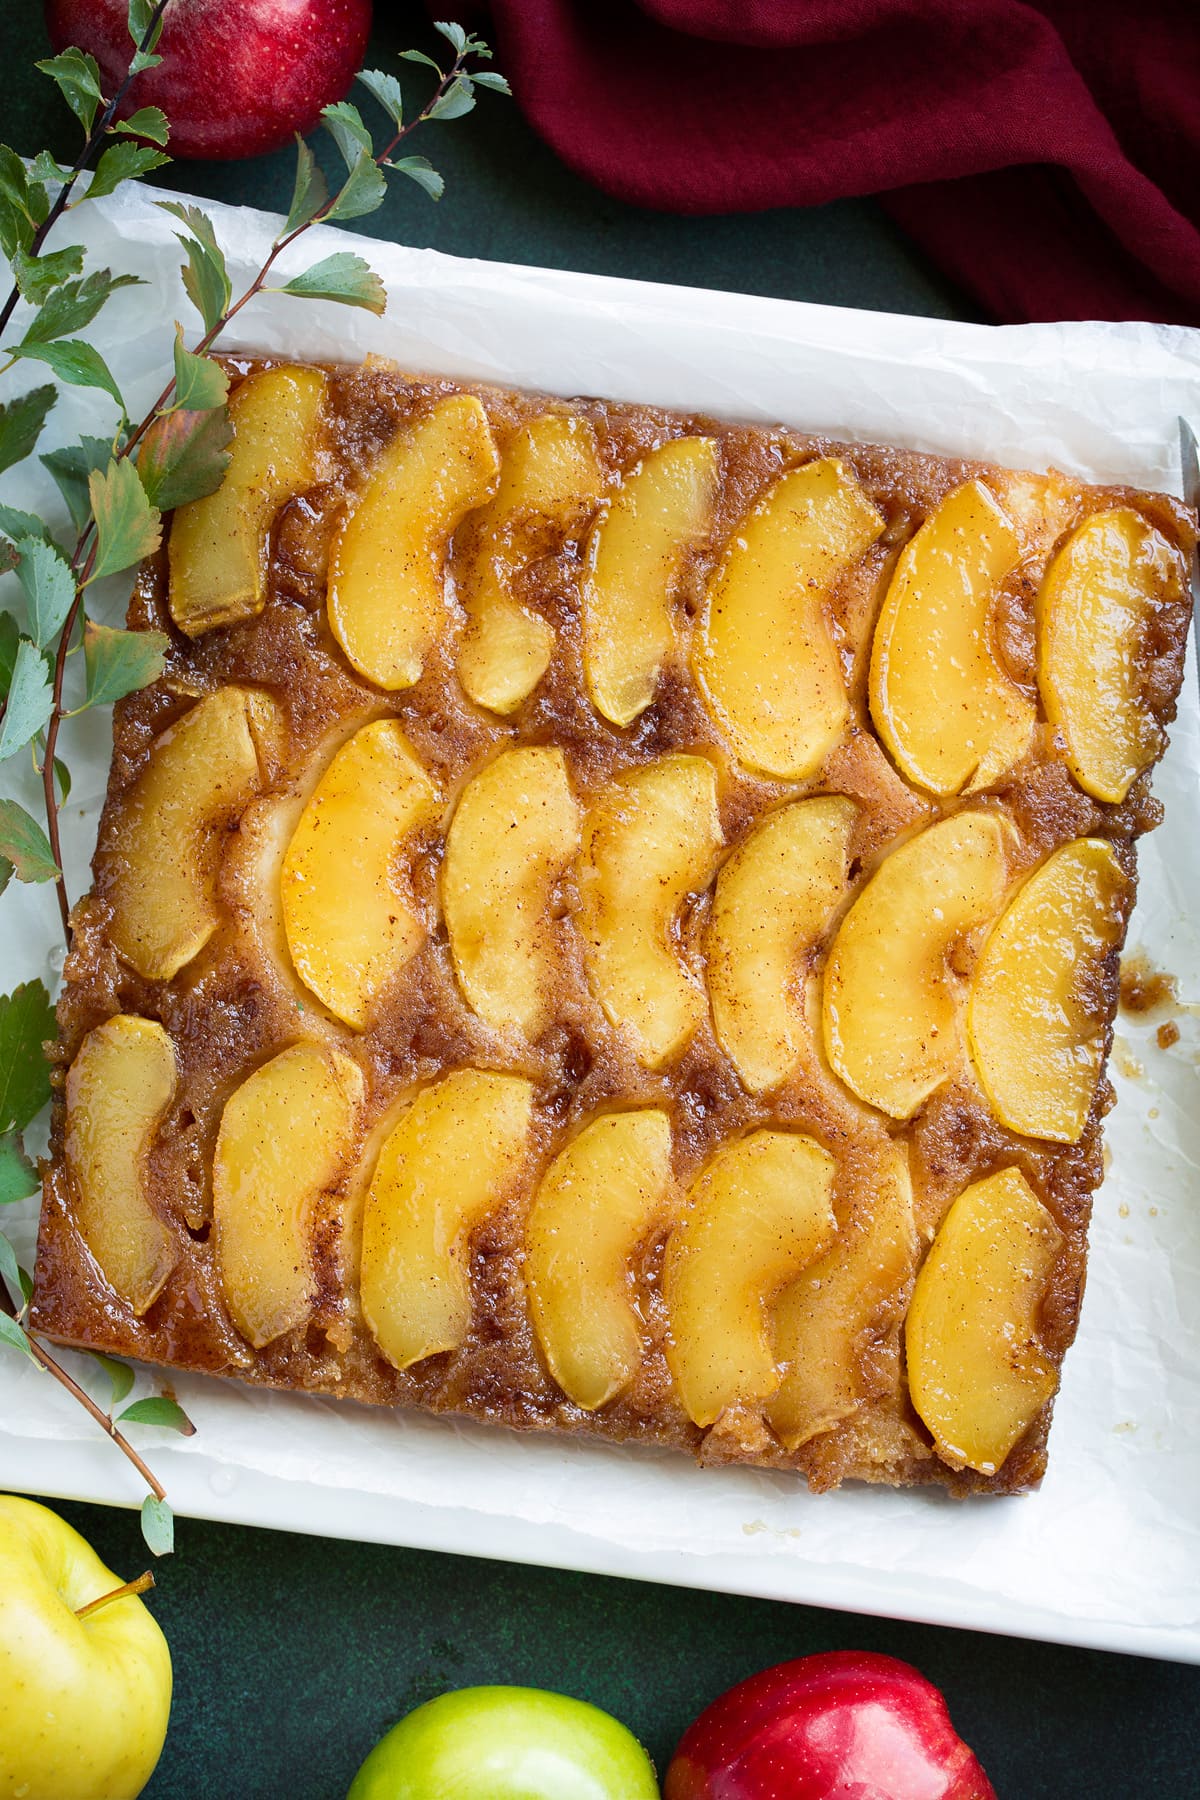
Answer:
(74, 1570, 155, 1621)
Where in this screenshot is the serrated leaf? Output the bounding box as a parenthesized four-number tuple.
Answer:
(82, 621, 167, 709)
(87, 459, 161, 583)
(433, 19, 468, 54)
(0, 385, 57, 478)
(0, 980, 56, 1134)
(117, 105, 169, 146)
(283, 135, 328, 236)
(118, 1395, 195, 1434)
(472, 70, 511, 94)
(14, 538, 75, 648)
(322, 99, 373, 171)
(324, 151, 388, 224)
(0, 799, 59, 884)
(387, 155, 444, 201)
(398, 48, 442, 71)
(0, 145, 46, 239)
(0, 1228, 26, 1309)
(137, 405, 232, 512)
(0, 641, 53, 764)
(428, 76, 476, 123)
(127, 0, 167, 53)
(140, 1494, 174, 1556)
(0, 614, 18, 696)
(357, 68, 404, 127)
(10, 245, 86, 306)
(0, 1311, 34, 1360)
(27, 150, 75, 184)
(0, 1133, 39, 1205)
(281, 252, 386, 315)
(40, 436, 114, 533)
(159, 202, 231, 335)
(170, 328, 228, 412)
(20, 269, 142, 350)
(87, 140, 171, 202)
(89, 1349, 135, 1406)
(0, 506, 51, 547)
(36, 48, 104, 134)
(14, 339, 125, 412)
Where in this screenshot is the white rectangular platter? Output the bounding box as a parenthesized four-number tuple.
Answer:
(3, 181, 1200, 1664)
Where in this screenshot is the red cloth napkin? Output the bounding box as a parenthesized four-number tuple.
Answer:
(455, 0, 1200, 325)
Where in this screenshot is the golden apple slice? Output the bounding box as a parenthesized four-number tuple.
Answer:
(768, 1142, 917, 1448)
(583, 436, 719, 726)
(64, 1015, 177, 1314)
(458, 412, 604, 714)
(168, 365, 327, 636)
(1038, 508, 1185, 803)
(693, 457, 884, 778)
(579, 754, 723, 1069)
(107, 686, 278, 981)
(823, 810, 1017, 1120)
(869, 479, 1033, 795)
(707, 796, 857, 1092)
(328, 393, 500, 690)
(968, 838, 1128, 1143)
(359, 1069, 534, 1371)
(442, 747, 580, 1038)
(214, 1042, 363, 1348)
(664, 1130, 837, 1427)
(525, 1109, 673, 1410)
(281, 720, 438, 1030)
(906, 1167, 1063, 1474)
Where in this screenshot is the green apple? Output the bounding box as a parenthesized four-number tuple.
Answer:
(346, 1685, 660, 1800)
(0, 1495, 172, 1800)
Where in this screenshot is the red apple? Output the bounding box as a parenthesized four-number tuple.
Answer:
(665, 1651, 997, 1800)
(43, 0, 373, 160)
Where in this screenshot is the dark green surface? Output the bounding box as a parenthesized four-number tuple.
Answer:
(3, 5, 1196, 1796)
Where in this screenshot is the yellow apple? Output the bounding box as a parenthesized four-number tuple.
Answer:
(0, 1495, 171, 1800)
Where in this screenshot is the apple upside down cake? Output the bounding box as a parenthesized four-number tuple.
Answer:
(30, 359, 1196, 1494)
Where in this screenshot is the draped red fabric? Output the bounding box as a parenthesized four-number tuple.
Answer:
(450, 0, 1200, 324)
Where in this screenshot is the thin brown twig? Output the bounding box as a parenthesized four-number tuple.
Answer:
(75, 1570, 155, 1618)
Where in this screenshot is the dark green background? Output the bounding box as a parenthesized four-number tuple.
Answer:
(5, 5, 1197, 1796)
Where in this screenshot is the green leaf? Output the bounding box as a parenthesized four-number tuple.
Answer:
(324, 152, 388, 224)
(357, 69, 404, 127)
(433, 19, 468, 54)
(14, 537, 75, 648)
(0, 1311, 35, 1361)
(472, 70, 511, 94)
(36, 48, 104, 135)
(53, 757, 71, 803)
(0, 506, 51, 547)
(398, 49, 442, 72)
(82, 621, 167, 709)
(20, 269, 142, 350)
(0, 1228, 26, 1309)
(0, 1134, 39, 1205)
(40, 436, 114, 533)
(117, 105, 169, 146)
(428, 76, 476, 123)
(27, 150, 75, 184)
(0, 146, 47, 262)
(0, 799, 59, 884)
(140, 1494, 174, 1557)
(0, 385, 57, 478)
(0, 641, 53, 764)
(283, 136, 328, 236)
(0, 614, 18, 695)
(0, 980, 56, 1134)
(87, 459, 161, 583)
(10, 245, 86, 306)
(127, 0, 167, 72)
(386, 155, 444, 201)
(118, 1395, 195, 1434)
(170, 328, 228, 412)
(13, 339, 125, 413)
(137, 405, 232, 512)
(89, 1349, 134, 1406)
(281, 252, 386, 314)
(159, 202, 231, 335)
(87, 140, 171, 202)
(322, 99, 373, 170)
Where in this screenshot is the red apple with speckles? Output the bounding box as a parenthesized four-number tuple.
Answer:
(43, 0, 373, 160)
(665, 1652, 997, 1800)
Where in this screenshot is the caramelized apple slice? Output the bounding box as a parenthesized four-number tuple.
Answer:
(693, 458, 884, 778)
(579, 754, 723, 1069)
(442, 747, 580, 1038)
(328, 394, 500, 690)
(168, 365, 327, 636)
(107, 686, 278, 981)
(968, 838, 1128, 1142)
(707, 796, 857, 1092)
(64, 1015, 177, 1314)
(359, 1070, 534, 1370)
(870, 479, 1033, 794)
(1038, 508, 1185, 803)
(823, 810, 1017, 1120)
(526, 1109, 673, 1410)
(458, 412, 604, 714)
(281, 720, 438, 1030)
(583, 436, 719, 726)
(214, 1043, 363, 1348)
(664, 1130, 837, 1427)
(768, 1141, 917, 1448)
(906, 1167, 1063, 1474)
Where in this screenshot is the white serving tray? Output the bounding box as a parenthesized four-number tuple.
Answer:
(3, 182, 1199, 1664)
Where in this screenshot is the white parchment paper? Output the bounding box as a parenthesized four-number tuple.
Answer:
(2, 181, 1199, 1662)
